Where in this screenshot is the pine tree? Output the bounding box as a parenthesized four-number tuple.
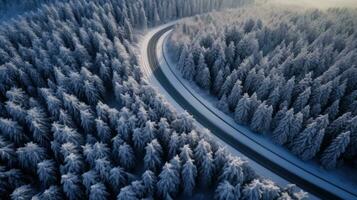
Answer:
(171, 112, 194, 133)
(94, 158, 112, 182)
(293, 87, 311, 113)
(82, 170, 100, 194)
(6, 87, 28, 108)
(83, 142, 110, 167)
(132, 124, 153, 152)
(194, 139, 212, 165)
(109, 167, 128, 193)
(83, 80, 100, 105)
(242, 179, 262, 200)
(89, 183, 109, 200)
(144, 139, 163, 172)
(228, 80, 242, 111)
(157, 117, 171, 147)
(124, 19, 133, 41)
(210, 46, 225, 77)
(219, 75, 234, 98)
(26, 107, 51, 147)
(249, 93, 260, 118)
(58, 110, 76, 128)
(267, 86, 281, 110)
(179, 144, 193, 163)
(139, 7, 147, 30)
(37, 160, 57, 188)
(131, 180, 146, 199)
(293, 72, 312, 96)
(132, 100, 145, 121)
(220, 158, 245, 185)
(217, 94, 230, 114)
(261, 179, 281, 200)
(182, 53, 195, 80)
(63, 153, 85, 174)
(215, 181, 240, 200)
(0, 118, 26, 145)
(169, 132, 180, 158)
(10, 185, 36, 200)
(116, 142, 135, 170)
(117, 185, 137, 200)
(169, 155, 182, 174)
(236, 34, 258, 59)
(213, 70, 224, 95)
(214, 147, 229, 170)
(324, 99, 340, 121)
(61, 173, 84, 200)
(271, 106, 287, 131)
(142, 170, 157, 196)
(301, 105, 311, 123)
(80, 108, 95, 133)
(17, 142, 47, 170)
(39, 186, 63, 200)
(181, 158, 197, 196)
(157, 163, 180, 198)
(250, 102, 273, 133)
(256, 77, 273, 101)
(324, 112, 351, 143)
(272, 109, 302, 145)
(234, 93, 252, 125)
(195, 53, 211, 90)
(199, 152, 215, 187)
(290, 122, 325, 160)
(281, 76, 295, 106)
(5, 101, 27, 124)
(95, 118, 112, 143)
(321, 131, 350, 169)
(283, 184, 308, 200)
(225, 42, 236, 65)
(178, 45, 188, 71)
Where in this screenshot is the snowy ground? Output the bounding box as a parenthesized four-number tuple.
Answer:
(158, 25, 357, 199)
(137, 22, 321, 199)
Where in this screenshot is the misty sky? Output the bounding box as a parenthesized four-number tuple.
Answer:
(268, 0, 357, 9)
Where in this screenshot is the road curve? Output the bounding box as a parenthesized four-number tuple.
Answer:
(145, 25, 356, 200)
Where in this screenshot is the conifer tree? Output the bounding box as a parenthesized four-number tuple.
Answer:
(272, 109, 302, 145)
(250, 102, 273, 133)
(234, 93, 252, 125)
(181, 158, 197, 196)
(144, 139, 163, 172)
(157, 163, 180, 198)
(217, 94, 230, 114)
(195, 53, 211, 90)
(182, 53, 195, 80)
(142, 170, 157, 196)
(321, 131, 350, 169)
(228, 80, 243, 111)
(290, 124, 325, 160)
(293, 87, 311, 113)
(215, 181, 240, 200)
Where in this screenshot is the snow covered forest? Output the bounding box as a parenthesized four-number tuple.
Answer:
(0, 0, 67, 21)
(0, 0, 309, 199)
(168, 7, 357, 170)
(0, 0, 59, 11)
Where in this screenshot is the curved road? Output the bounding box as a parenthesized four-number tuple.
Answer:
(145, 25, 356, 200)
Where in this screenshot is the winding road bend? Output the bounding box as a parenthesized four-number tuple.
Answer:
(142, 24, 357, 200)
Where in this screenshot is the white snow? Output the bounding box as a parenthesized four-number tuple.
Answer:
(137, 22, 316, 198)
(139, 21, 357, 200)
(158, 26, 357, 199)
